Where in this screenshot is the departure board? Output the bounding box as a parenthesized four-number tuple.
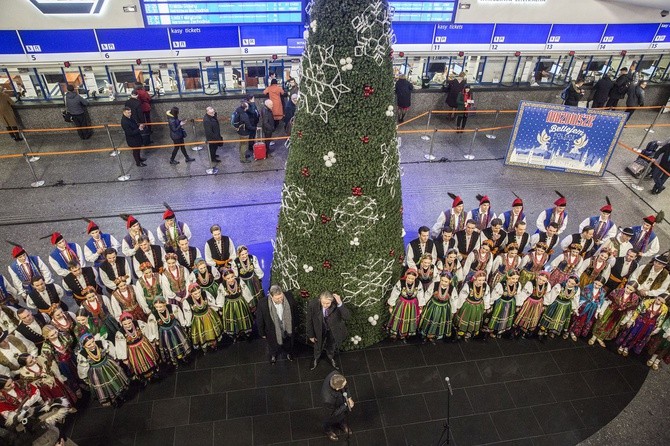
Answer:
(141, 1, 303, 26)
(390, 1, 458, 23)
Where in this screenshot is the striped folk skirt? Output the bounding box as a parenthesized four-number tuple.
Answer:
(222, 297, 253, 336)
(539, 298, 573, 335)
(592, 307, 628, 341)
(241, 275, 263, 309)
(418, 298, 452, 339)
(514, 297, 544, 333)
(126, 337, 160, 379)
(455, 298, 485, 336)
(616, 315, 658, 354)
(647, 334, 670, 364)
(87, 356, 129, 406)
(157, 320, 192, 364)
(388, 296, 420, 337)
(191, 307, 224, 349)
(488, 297, 516, 334)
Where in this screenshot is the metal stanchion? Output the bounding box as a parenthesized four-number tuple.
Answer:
(20, 131, 39, 162)
(24, 153, 44, 188)
(464, 128, 479, 160)
(485, 111, 500, 139)
(191, 119, 203, 151)
(113, 144, 131, 181)
(424, 128, 438, 161)
(636, 106, 665, 151)
(105, 125, 120, 157)
(205, 139, 218, 175)
(421, 111, 432, 141)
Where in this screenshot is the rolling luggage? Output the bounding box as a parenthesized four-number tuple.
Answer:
(253, 128, 266, 160)
(626, 141, 659, 178)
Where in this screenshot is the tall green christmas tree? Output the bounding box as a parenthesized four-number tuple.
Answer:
(271, 0, 405, 349)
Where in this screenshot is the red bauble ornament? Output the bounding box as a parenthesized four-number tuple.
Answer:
(320, 214, 331, 224)
(300, 289, 310, 299)
(323, 260, 332, 269)
(352, 186, 363, 196)
(399, 51, 405, 58)
(398, 255, 405, 264)
(389, 249, 396, 257)
(301, 166, 310, 177)
(360, 136, 370, 143)
(298, 131, 303, 138)
(389, 49, 394, 59)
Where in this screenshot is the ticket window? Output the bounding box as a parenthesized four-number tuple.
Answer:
(151, 65, 179, 95)
(178, 64, 204, 93)
(394, 58, 424, 87)
(531, 57, 564, 86)
(3, 69, 38, 99)
(243, 62, 266, 89)
(110, 67, 139, 96)
(132, 64, 157, 95)
(63, 67, 85, 95)
(224, 63, 243, 91)
(268, 60, 285, 87)
(80, 66, 112, 98)
(284, 60, 301, 93)
(638, 55, 666, 83)
(500, 56, 522, 85)
(580, 57, 613, 86)
(465, 56, 485, 85)
(480, 56, 505, 84)
(202, 62, 222, 95)
(38, 70, 67, 99)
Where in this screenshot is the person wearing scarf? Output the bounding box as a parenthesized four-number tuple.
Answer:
(257, 285, 296, 364)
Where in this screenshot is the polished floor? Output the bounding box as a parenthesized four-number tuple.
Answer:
(0, 106, 667, 446)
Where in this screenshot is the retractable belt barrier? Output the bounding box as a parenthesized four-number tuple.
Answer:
(1, 105, 666, 187)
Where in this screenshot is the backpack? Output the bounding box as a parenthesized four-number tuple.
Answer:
(560, 85, 570, 101)
(231, 110, 242, 130)
(617, 77, 631, 95)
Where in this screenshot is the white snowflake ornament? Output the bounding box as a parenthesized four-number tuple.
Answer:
(323, 151, 337, 167)
(310, 20, 317, 32)
(367, 316, 378, 326)
(349, 237, 360, 246)
(339, 58, 353, 72)
(385, 105, 394, 117)
(302, 264, 314, 273)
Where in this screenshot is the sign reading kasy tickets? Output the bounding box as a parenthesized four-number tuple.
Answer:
(505, 101, 628, 176)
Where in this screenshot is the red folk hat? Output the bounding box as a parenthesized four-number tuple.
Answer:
(600, 196, 612, 213)
(126, 215, 138, 229)
(448, 192, 463, 208)
(86, 220, 99, 234)
(50, 232, 63, 245)
(554, 190, 566, 207)
(643, 215, 656, 225)
(512, 197, 523, 207)
(11, 245, 25, 258)
(477, 194, 490, 205)
(163, 209, 175, 220)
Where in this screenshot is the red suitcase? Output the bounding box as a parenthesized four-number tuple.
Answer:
(253, 128, 266, 160)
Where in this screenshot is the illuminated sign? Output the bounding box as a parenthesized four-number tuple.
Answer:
(27, 0, 105, 14)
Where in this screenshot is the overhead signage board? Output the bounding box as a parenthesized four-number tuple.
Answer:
(168, 26, 240, 56)
(490, 23, 552, 51)
(545, 24, 607, 51)
(286, 38, 306, 56)
(95, 28, 173, 60)
(651, 22, 669, 50)
(19, 29, 100, 62)
(0, 31, 27, 63)
(239, 24, 302, 54)
(393, 23, 435, 52)
(433, 23, 495, 51)
(390, 1, 459, 23)
(599, 23, 661, 50)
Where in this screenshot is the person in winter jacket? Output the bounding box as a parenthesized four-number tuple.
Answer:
(456, 85, 474, 132)
(166, 107, 195, 165)
(64, 85, 93, 140)
(443, 73, 467, 119)
(134, 82, 153, 124)
(625, 80, 647, 120)
(651, 142, 670, 195)
(589, 73, 614, 108)
(606, 64, 636, 108)
(202, 107, 222, 163)
(395, 75, 414, 123)
(283, 94, 298, 135)
(234, 101, 255, 163)
(261, 100, 276, 154)
(263, 79, 285, 129)
(564, 79, 585, 107)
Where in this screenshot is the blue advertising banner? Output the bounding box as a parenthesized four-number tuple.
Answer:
(505, 101, 627, 177)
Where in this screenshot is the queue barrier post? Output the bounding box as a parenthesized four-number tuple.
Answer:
(421, 111, 433, 141)
(485, 111, 500, 140)
(424, 128, 438, 161)
(636, 106, 666, 152)
(191, 119, 204, 152)
(105, 125, 120, 157)
(24, 153, 44, 188)
(205, 139, 218, 175)
(20, 131, 39, 162)
(464, 128, 479, 160)
(110, 135, 130, 181)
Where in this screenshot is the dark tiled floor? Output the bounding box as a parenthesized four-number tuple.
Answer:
(69, 336, 649, 446)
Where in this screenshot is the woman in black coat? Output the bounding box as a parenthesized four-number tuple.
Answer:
(564, 80, 585, 107)
(443, 73, 467, 118)
(394, 75, 414, 123)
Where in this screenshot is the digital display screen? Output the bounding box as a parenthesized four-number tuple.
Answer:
(140, 0, 303, 26)
(390, 1, 458, 23)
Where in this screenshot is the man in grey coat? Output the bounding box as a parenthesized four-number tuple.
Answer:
(306, 291, 351, 370)
(64, 85, 92, 140)
(625, 80, 647, 120)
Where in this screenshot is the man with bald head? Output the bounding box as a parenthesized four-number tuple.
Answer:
(261, 98, 276, 155)
(202, 106, 222, 163)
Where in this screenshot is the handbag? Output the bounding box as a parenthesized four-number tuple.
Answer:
(62, 95, 72, 123)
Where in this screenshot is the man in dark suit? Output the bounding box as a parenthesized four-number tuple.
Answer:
(257, 285, 297, 364)
(321, 371, 354, 442)
(306, 291, 350, 370)
(121, 106, 147, 167)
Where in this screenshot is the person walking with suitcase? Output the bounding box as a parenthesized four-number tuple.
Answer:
(260, 99, 275, 157)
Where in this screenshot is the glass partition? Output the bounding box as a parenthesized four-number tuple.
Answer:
(178, 63, 204, 94)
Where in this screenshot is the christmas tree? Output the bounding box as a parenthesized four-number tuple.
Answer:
(271, 0, 405, 349)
